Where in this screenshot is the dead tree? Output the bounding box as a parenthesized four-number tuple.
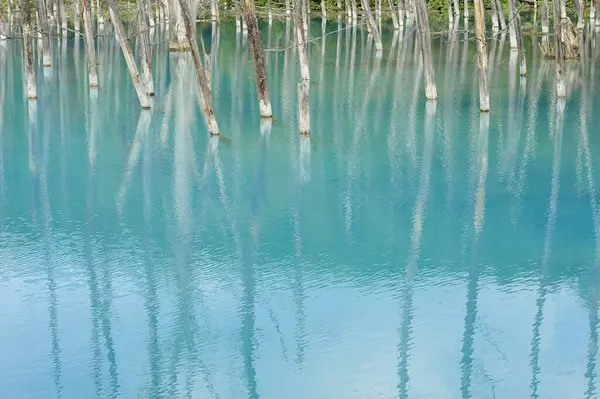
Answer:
(241, 0, 273, 117)
(490, 0, 499, 31)
(212, 0, 219, 21)
(73, 0, 80, 31)
(542, 0, 549, 32)
(552, 0, 566, 97)
(22, 0, 37, 99)
(508, 0, 517, 48)
(107, 0, 152, 108)
(514, 5, 526, 76)
(496, 0, 506, 30)
(362, 0, 383, 51)
(415, 0, 437, 99)
(294, 0, 310, 80)
(35, 0, 51, 66)
(389, 0, 400, 29)
(177, 0, 220, 134)
(82, 0, 98, 86)
(474, 0, 489, 111)
(298, 81, 310, 134)
(138, 0, 155, 95)
(169, 0, 190, 51)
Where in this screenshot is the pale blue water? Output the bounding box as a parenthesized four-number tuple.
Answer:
(1, 18, 600, 399)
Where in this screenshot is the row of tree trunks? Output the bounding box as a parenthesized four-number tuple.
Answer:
(107, 0, 152, 108)
(242, 0, 273, 117)
(169, 0, 189, 51)
(35, 0, 52, 67)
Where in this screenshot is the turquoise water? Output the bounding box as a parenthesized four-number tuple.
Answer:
(1, 18, 600, 398)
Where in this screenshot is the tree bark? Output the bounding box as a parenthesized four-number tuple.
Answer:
(446, 0, 454, 26)
(398, 0, 405, 25)
(212, 0, 219, 21)
(22, 0, 37, 99)
(490, 0, 499, 32)
(295, 0, 310, 80)
(321, 0, 326, 18)
(96, 0, 104, 23)
(552, 0, 566, 97)
(463, 0, 468, 18)
(107, 0, 152, 108)
(514, 4, 526, 76)
(169, 0, 190, 50)
(591, 0, 596, 22)
(138, 0, 155, 95)
(453, 0, 459, 16)
(473, 0, 489, 111)
(508, 0, 517, 48)
(242, 0, 273, 117)
(389, 0, 400, 29)
(83, 0, 98, 86)
(176, 0, 220, 134)
(496, 0, 506, 30)
(542, 0, 549, 32)
(74, 0, 81, 31)
(362, 0, 383, 51)
(36, 0, 51, 66)
(415, 0, 437, 99)
(298, 81, 310, 134)
(58, 0, 66, 32)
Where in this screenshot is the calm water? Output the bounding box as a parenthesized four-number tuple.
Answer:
(1, 18, 600, 399)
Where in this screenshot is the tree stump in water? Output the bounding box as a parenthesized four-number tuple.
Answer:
(540, 17, 580, 59)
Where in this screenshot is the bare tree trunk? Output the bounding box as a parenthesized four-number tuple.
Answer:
(169, 0, 190, 50)
(36, 0, 51, 66)
(269, 0, 273, 21)
(287, 0, 291, 15)
(463, 0, 468, 18)
(295, 0, 310, 80)
(514, 4, 526, 76)
(376, 0, 381, 19)
(453, 0, 459, 16)
(212, 0, 218, 21)
(542, 0, 549, 32)
(298, 81, 310, 134)
(22, 0, 37, 99)
(508, 0, 517, 48)
(74, 0, 81, 31)
(176, 0, 220, 134)
(362, 0, 383, 51)
(83, 0, 98, 86)
(591, 0, 596, 22)
(307, 0, 311, 15)
(97, 0, 104, 24)
(474, 0, 488, 111)
(321, 0, 326, 18)
(415, 0, 437, 99)
(138, 0, 155, 95)
(552, 0, 566, 97)
(389, 0, 400, 29)
(490, 0, 499, 32)
(242, 0, 273, 117)
(446, 0, 454, 26)
(351, 0, 357, 24)
(496, 0, 506, 30)
(58, 0, 66, 33)
(577, 0, 584, 28)
(398, 0, 405, 25)
(107, 0, 152, 108)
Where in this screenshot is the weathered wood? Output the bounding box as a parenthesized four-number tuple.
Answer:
(496, 0, 506, 30)
(362, 0, 383, 51)
(176, 0, 220, 134)
(35, 0, 51, 66)
(463, 0, 468, 18)
(474, 0, 489, 111)
(212, 0, 219, 21)
(82, 0, 98, 86)
(542, 0, 549, 32)
(490, 0, 499, 32)
(321, 0, 326, 18)
(169, 0, 190, 50)
(389, 0, 400, 29)
(58, 0, 66, 32)
(591, 0, 596, 23)
(414, 0, 437, 99)
(298, 81, 310, 134)
(446, 0, 454, 25)
(514, 4, 526, 76)
(508, 0, 517, 48)
(398, 0, 405, 26)
(22, 0, 37, 99)
(73, 0, 80, 31)
(138, 0, 155, 95)
(241, 0, 273, 117)
(351, 0, 357, 24)
(552, 0, 566, 97)
(294, 0, 310, 80)
(107, 0, 152, 108)
(96, 0, 104, 24)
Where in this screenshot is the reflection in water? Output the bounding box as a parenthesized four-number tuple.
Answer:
(398, 102, 436, 399)
(530, 99, 564, 399)
(1, 21, 600, 399)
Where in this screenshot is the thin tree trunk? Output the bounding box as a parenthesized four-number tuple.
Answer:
(321, 0, 326, 18)
(508, 0, 517, 48)
(242, 0, 273, 117)
(212, 0, 218, 21)
(74, 0, 81, 31)
(474, 0, 488, 111)
(362, 0, 383, 51)
(463, 0, 468, 18)
(552, 0, 566, 97)
(398, 0, 405, 25)
(591, 0, 596, 22)
(490, 0, 499, 31)
(577, 0, 584, 28)
(514, 4, 526, 76)
(298, 80, 310, 134)
(138, 0, 155, 95)
(176, 0, 220, 134)
(389, 0, 400, 29)
(169, 0, 190, 50)
(352, 0, 357, 24)
(107, 0, 152, 108)
(58, 0, 66, 32)
(97, 0, 104, 23)
(83, 0, 98, 86)
(287, 0, 291, 15)
(542, 0, 549, 32)
(307, 0, 311, 15)
(447, 0, 454, 26)
(453, 0, 459, 16)
(496, 0, 506, 30)
(295, 0, 310, 80)
(22, 0, 37, 99)
(36, 0, 51, 66)
(415, 0, 437, 99)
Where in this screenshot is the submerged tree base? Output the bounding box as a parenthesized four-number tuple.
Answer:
(539, 17, 580, 59)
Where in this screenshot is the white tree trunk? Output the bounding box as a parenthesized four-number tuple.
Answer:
(107, 0, 152, 108)
(23, 1, 37, 99)
(295, 0, 310, 80)
(552, 0, 566, 97)
(298, 81, 310, 134)
(415, 0, 437, 99)
(474, 0, 489, 111)
(36, 0, 52, 66)
(74, 0, 81, 31)
(169, 0, 190, 50)
(83, 0, 98, 86)
(138, 0, 155, 95)
(362, 0, 383, 51)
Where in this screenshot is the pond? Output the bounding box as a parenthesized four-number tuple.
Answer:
(0, 18, 599, 399)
